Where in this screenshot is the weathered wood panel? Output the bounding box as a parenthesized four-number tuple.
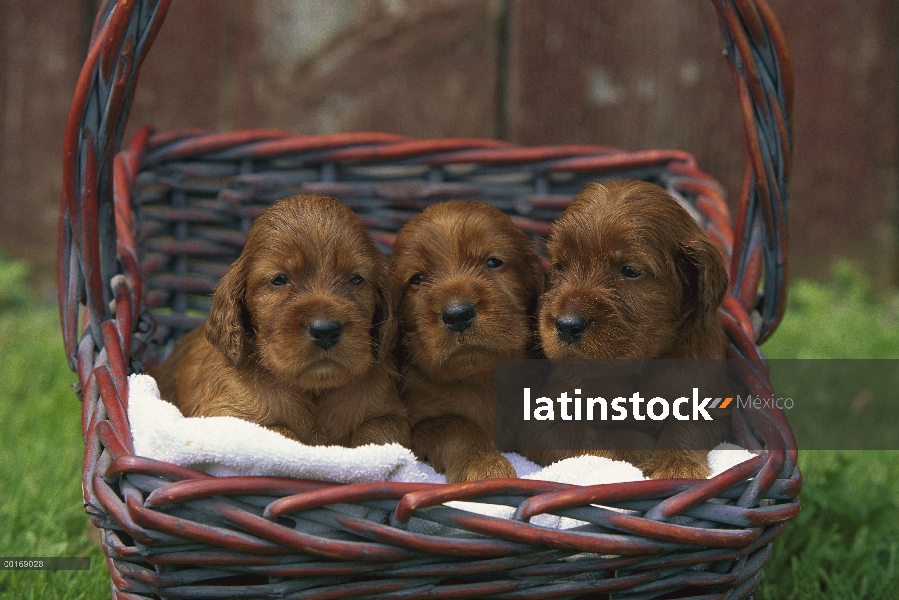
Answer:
(233, 0, 501, 138)
(123, 0, 235, 136)
(0, 0, 896, 290)
(769, 0, 898, 286)
(0, 0, 85, 295)
(506, 0, 745, 201)
(124, 0, 501, 139)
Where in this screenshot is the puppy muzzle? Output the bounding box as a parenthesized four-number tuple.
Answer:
(554, 313, 590, 344)
(308, 320, 343, 350)
(441, 301, 477, 333)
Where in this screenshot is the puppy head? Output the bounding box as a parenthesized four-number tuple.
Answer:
(206, 194, 396, 390)
(388, 201, 546, 381)
(539, 180, 728, 359)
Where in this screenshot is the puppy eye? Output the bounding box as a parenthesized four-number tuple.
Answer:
(551, 263, 563, 273)
(409, 273, 425, 285)
(621, 266, 643, 279)
(271, 274, 289, 286)
(349, 274, 365, 285)
(485, 257, 504, 269)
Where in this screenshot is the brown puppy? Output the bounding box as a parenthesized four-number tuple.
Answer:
(388, 201, 547, 483)
(150, 195, 410, 448)
(537, 180, 731, 479)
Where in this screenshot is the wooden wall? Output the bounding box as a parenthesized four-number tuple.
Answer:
(1, 0, 897, 297)
(0, 0, 86, 296)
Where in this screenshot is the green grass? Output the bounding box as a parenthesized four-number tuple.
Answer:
(756, 262, 899, 599)
(756, 451, 899, 599)
(0, 304, 110, 598)
(1, 257, 898, 598)
(763, 260, 899, 359)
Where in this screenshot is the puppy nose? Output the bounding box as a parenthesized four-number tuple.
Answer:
(441, 302, 477, 333)
(308, 320, 342, 349)
(555, 314, 589, 344)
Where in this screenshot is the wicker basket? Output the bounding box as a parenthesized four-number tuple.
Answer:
(60, 1, 800, 598)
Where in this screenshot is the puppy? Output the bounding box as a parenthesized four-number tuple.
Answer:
(388, 201, 547, 483)
(150, 194, 410, 448)
(536, 180, 731, 479)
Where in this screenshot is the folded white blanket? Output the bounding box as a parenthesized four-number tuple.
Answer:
(128, 374, 421, 483)
(128, 374, 755, 526)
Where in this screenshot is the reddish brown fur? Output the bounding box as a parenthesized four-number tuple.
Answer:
(149, 195, 410, 447)
(535, 180, 731, 479)
(388, 201, 547, 483)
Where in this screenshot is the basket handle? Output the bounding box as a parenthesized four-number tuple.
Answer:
(59, 0, 792, 365)
(712, 0, 793, 344)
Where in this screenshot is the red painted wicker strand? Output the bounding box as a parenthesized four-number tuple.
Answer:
(60, 1, 797, 598)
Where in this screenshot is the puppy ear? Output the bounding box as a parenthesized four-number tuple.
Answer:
(371, 266, 399, 363)
(677, 236, 729, 327)
(206, 260, 250, 366)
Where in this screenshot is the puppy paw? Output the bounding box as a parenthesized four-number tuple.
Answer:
(351, 415, 412, 448)
(606, 448, 655, 467)
(268, 425, 301, 441)
(639, 451, 710, 480)
(447, 452, 517, 483)
(582, 429, 656, 466)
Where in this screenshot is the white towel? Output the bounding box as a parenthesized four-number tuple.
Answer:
(127, 374, 420, 484)
(708, 442, 756, 477)
(128, 374, 756, 529)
